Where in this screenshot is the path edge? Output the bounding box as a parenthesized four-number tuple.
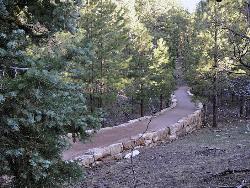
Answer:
(69, 89, 204, 167)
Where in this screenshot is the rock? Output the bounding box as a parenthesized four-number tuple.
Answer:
(176, 127, 187, 136)
(145, 139, 152, 146)
(122, 139, 135, 150)
(85, 129, 94, 135)
(157, 128, 170, 140)
(187, 90, 194, 96)
(169, 123, 182, 135)
(131, 134, 145, 146)
(164, 127, 171, 135)
(128, 116, 151, 124)
(67, 133, 72, 138)
(68, 98, 203, 167)
(75, 155, 95, 167)
(142, 132, 155, 140)
(108, 143, 123, 156)
(85, 147, 110, 161)
(112, 153, 124, 160)
(124, 150, 140, 159)
(198, 103, 203, 109)
(100, 127, 113, 132)
(169, 134, 177, 141)
(185, 125, 193, 133)
(92, 161, 102, 166)
(118, 122, 130, 127)
(152, 131, 161, 142)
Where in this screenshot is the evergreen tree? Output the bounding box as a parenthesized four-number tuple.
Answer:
(0, 0, 99, 187)
(151, 38, 174, 110)
(79, 0, 130, 113)
(127, 22, 153, 117)
(184, 0, 249, 125)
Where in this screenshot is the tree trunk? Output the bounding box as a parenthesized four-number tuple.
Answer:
(140, 98, 144, 117)
(131, 96, 134, 114)
(219, 89, 223, 105)
(72, 132, 76, 143)
(98, 97, 102, 108)
(231, 92, 235, 103)
(90, 93, 94, 113)
(202, 103, 207, 126)
(247, 0, 250, 25)
(212, 1, 219, 128)
(246, 99, 249, 118)
(160, 94, 163, 111)
(239, 96, 246, 117)
(212, 89, 218, 127)
(99, 0, 104, 109)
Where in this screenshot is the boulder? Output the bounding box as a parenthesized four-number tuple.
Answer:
(169, 134, 177, 141)
(112, 153, 124, 160)
(122, 139, 135, 150)
(131, 134, 145, 146)
(85, 147, 110, 161)
(124, 150, 140, 159)
(108, 143, 123, 156)
(144, 139, 152, 146)
(142, 132, 155, 140)
(75, 155, 95, 167)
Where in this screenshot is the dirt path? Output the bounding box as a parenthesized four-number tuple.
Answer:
(63, 86, 197, 160)
(71, 120, 250, 188)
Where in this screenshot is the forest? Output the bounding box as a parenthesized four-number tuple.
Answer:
(0, 0, 249, 187)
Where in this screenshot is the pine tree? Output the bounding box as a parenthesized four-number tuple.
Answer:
(127, 22, 153, 117)
(79, 0, 130, 113)
(184, 0, 249, 126)
(151, 38, 174, 110)
(0, 1, 99, 187)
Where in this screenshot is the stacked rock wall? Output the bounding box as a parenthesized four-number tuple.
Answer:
(70, 93, 203, 167)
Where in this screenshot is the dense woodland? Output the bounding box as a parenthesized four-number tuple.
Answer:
(0, 0, 249, 187)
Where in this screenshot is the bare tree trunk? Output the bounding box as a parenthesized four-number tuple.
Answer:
(99, 0, 104, 109)
(247, 0, 250, 25)
(90, 93, 94, 113)
(212, 85, 218, 127)
(239, 96, 246, 117)
(231, 92, 235, 103)
(131, 96, 134, 114)
(140, 98, 144, 117)
(72, 132, 76, 143)
(86, 0, 94, 113)
(219, 89, 223, 105)
(246, 98, 249, 119)
(212, 1, 219, 128)
(160, 94, 163, 111)
(98, 97, 103, 108)
(202, 103, 207, 126)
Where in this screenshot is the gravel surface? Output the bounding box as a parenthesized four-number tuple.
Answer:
(71, 119, 250, 188)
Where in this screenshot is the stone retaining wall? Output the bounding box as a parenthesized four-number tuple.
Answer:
(84, 94, 177, 135)
(70, 91, 203, 167)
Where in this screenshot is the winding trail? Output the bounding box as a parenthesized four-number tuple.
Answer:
(63, 86, 197, 160)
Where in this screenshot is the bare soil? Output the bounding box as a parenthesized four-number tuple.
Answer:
(71, 118, 250, 188)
